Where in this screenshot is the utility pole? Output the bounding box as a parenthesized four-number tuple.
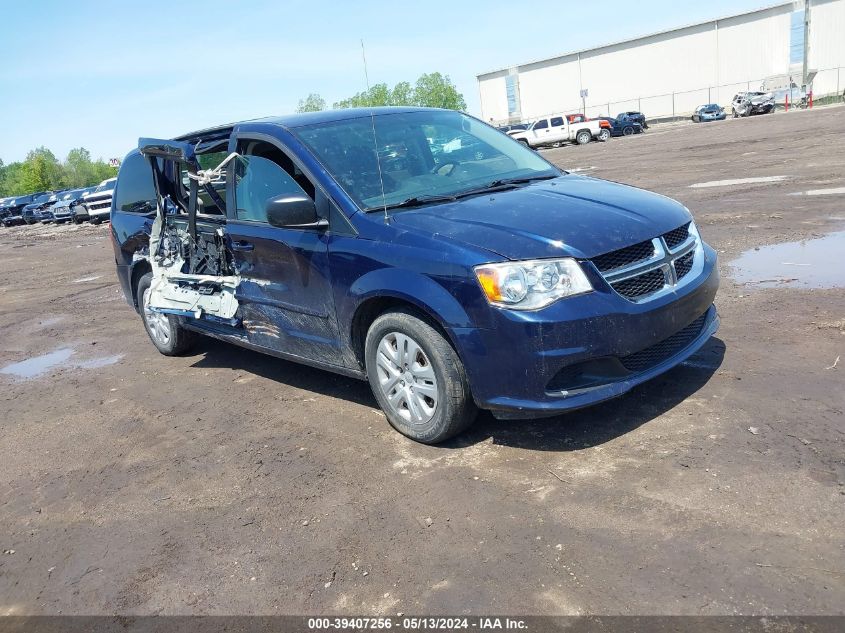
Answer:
(802, 0, 810, 89)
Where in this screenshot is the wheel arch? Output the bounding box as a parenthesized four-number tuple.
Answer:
(344, 270, 476, 371)
(129, 258, 152, 312)
(575, 128, 592, 142)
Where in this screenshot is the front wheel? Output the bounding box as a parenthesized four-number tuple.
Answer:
(575, 130, 592, 145)
(136, 272, 195, 356)
(365, 309, 477, 444)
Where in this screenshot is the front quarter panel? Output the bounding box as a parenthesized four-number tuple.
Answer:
(328, 229, 497, 369)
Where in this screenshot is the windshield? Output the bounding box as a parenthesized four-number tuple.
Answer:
(294, 110, 559, 211)
(95, 179, 116, 193)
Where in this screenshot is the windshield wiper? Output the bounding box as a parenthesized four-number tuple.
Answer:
(366, 174, 558, 212)
(370, 193, 458, 212)
(490, 174, 558, 186)
(452, 174, 558, 199)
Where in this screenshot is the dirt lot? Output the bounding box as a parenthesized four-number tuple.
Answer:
(1, 107, 843, 616)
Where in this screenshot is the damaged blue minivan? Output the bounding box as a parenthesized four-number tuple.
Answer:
(111, 107, 719, 443)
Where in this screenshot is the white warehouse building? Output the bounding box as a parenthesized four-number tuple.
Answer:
(477, 0, 845, 124)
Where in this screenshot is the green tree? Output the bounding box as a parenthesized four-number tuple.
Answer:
(90, 159, 118, 183)
(333, 83, 391, 109)
(22, 147, 67, 191)
(389, 81, 414, 106)
(413, 72, 466, 110)
(64, 147, 95, 188)
(20, 153, 52, 193)
(296, 93, 326, 113)
(0, 161, 26, 196)
(332, 73, 466, 111)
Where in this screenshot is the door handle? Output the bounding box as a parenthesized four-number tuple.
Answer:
(231, 240, 254, 252)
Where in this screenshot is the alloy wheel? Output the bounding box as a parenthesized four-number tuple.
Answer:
(143, 288, 172, 346)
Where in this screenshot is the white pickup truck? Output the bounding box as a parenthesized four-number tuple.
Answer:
(510, 114, 610, 148)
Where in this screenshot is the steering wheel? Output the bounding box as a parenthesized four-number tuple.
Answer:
(431, 161, 459, 176)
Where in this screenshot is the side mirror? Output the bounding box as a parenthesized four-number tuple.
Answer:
(265, 194, 328, 230)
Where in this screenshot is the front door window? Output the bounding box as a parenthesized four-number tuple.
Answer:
(234, 156, 310, 223)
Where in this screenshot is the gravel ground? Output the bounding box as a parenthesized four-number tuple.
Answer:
(0, 106, 843, 616)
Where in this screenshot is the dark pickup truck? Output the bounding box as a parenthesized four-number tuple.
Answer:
(112, 107, 719, 443)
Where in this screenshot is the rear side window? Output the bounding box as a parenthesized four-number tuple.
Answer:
(114, 153, 156, 214)
(550, 117, 564, 127)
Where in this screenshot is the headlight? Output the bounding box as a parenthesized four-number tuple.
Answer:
(474, 258, 592, 310)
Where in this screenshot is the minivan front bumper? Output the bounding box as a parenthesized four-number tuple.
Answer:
(451, 243, 720, 418)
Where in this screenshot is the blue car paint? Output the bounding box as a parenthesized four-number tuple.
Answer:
(693, 105, 727, 122)
(111, 107, 719, 419)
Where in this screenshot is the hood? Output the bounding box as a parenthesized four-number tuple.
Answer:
(83, 189, 114, 202)
(389, 174, 691, 260)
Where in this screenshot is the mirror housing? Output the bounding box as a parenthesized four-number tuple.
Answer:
(265, 194, 327, 230)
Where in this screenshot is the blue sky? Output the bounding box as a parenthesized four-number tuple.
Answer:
(0, 0, 771, 164)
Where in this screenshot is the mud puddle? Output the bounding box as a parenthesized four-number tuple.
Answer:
(730, 231, 845, 289)
(1, 347, 123, 380)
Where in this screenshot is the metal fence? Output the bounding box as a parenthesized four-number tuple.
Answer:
(497, 66, 844, 125)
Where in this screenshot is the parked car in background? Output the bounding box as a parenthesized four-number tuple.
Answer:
(39, 191, 67, 223)
(47, 188, 88, 224)
(22, 193, 55, 224)
(0, 197, 12, 221)
(691, 104, 727, 122)
(497, 123, 529, 134)
(1, 195, 39, 227)
(112, 107, 718, 444)
(596, 117, 643, 136)
(617, 111, 648, 129)
(22, 204, 43, 224)
(69, 186, 97, 223)
(80, 178, 116, 224)
(0, 198, 13, 226)
(510, 114, 610, 147)
(731, 92, 774, 117)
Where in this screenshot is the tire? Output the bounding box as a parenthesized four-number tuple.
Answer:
(575, 130, 592, 145)
(136, 272, 195, 356)
(622, 126, 634, 136)
(365, 309, 477, 444)
(597, 129, 611, 142)
(732, 108, 738, 118)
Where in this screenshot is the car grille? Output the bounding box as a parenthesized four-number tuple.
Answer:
(88, 200, 112, 211)
(589, 222, 698, 302)
(619, 312, 707, 373)
(674, 250, 695, 280)
(662, 222, 690, 249)
(612, 268, 666, 298)
(591, 239, 655, 273)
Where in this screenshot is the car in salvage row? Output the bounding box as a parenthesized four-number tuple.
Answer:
(731, 91, 775, 117)
(0, 183, 109, 229)
(111, 106, 719, 444)
(509, 113, 611, 147)
(78, 177, 117, 224)
(595, 116, 644, 136)
(692, 104, 727, 122)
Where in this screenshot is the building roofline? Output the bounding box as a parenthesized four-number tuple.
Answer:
(476, 1, 793, 79)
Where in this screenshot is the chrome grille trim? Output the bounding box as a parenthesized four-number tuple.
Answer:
(591, 223, 704, 303)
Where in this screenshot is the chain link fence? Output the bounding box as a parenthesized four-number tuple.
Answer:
(497, 66, 844, 126)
